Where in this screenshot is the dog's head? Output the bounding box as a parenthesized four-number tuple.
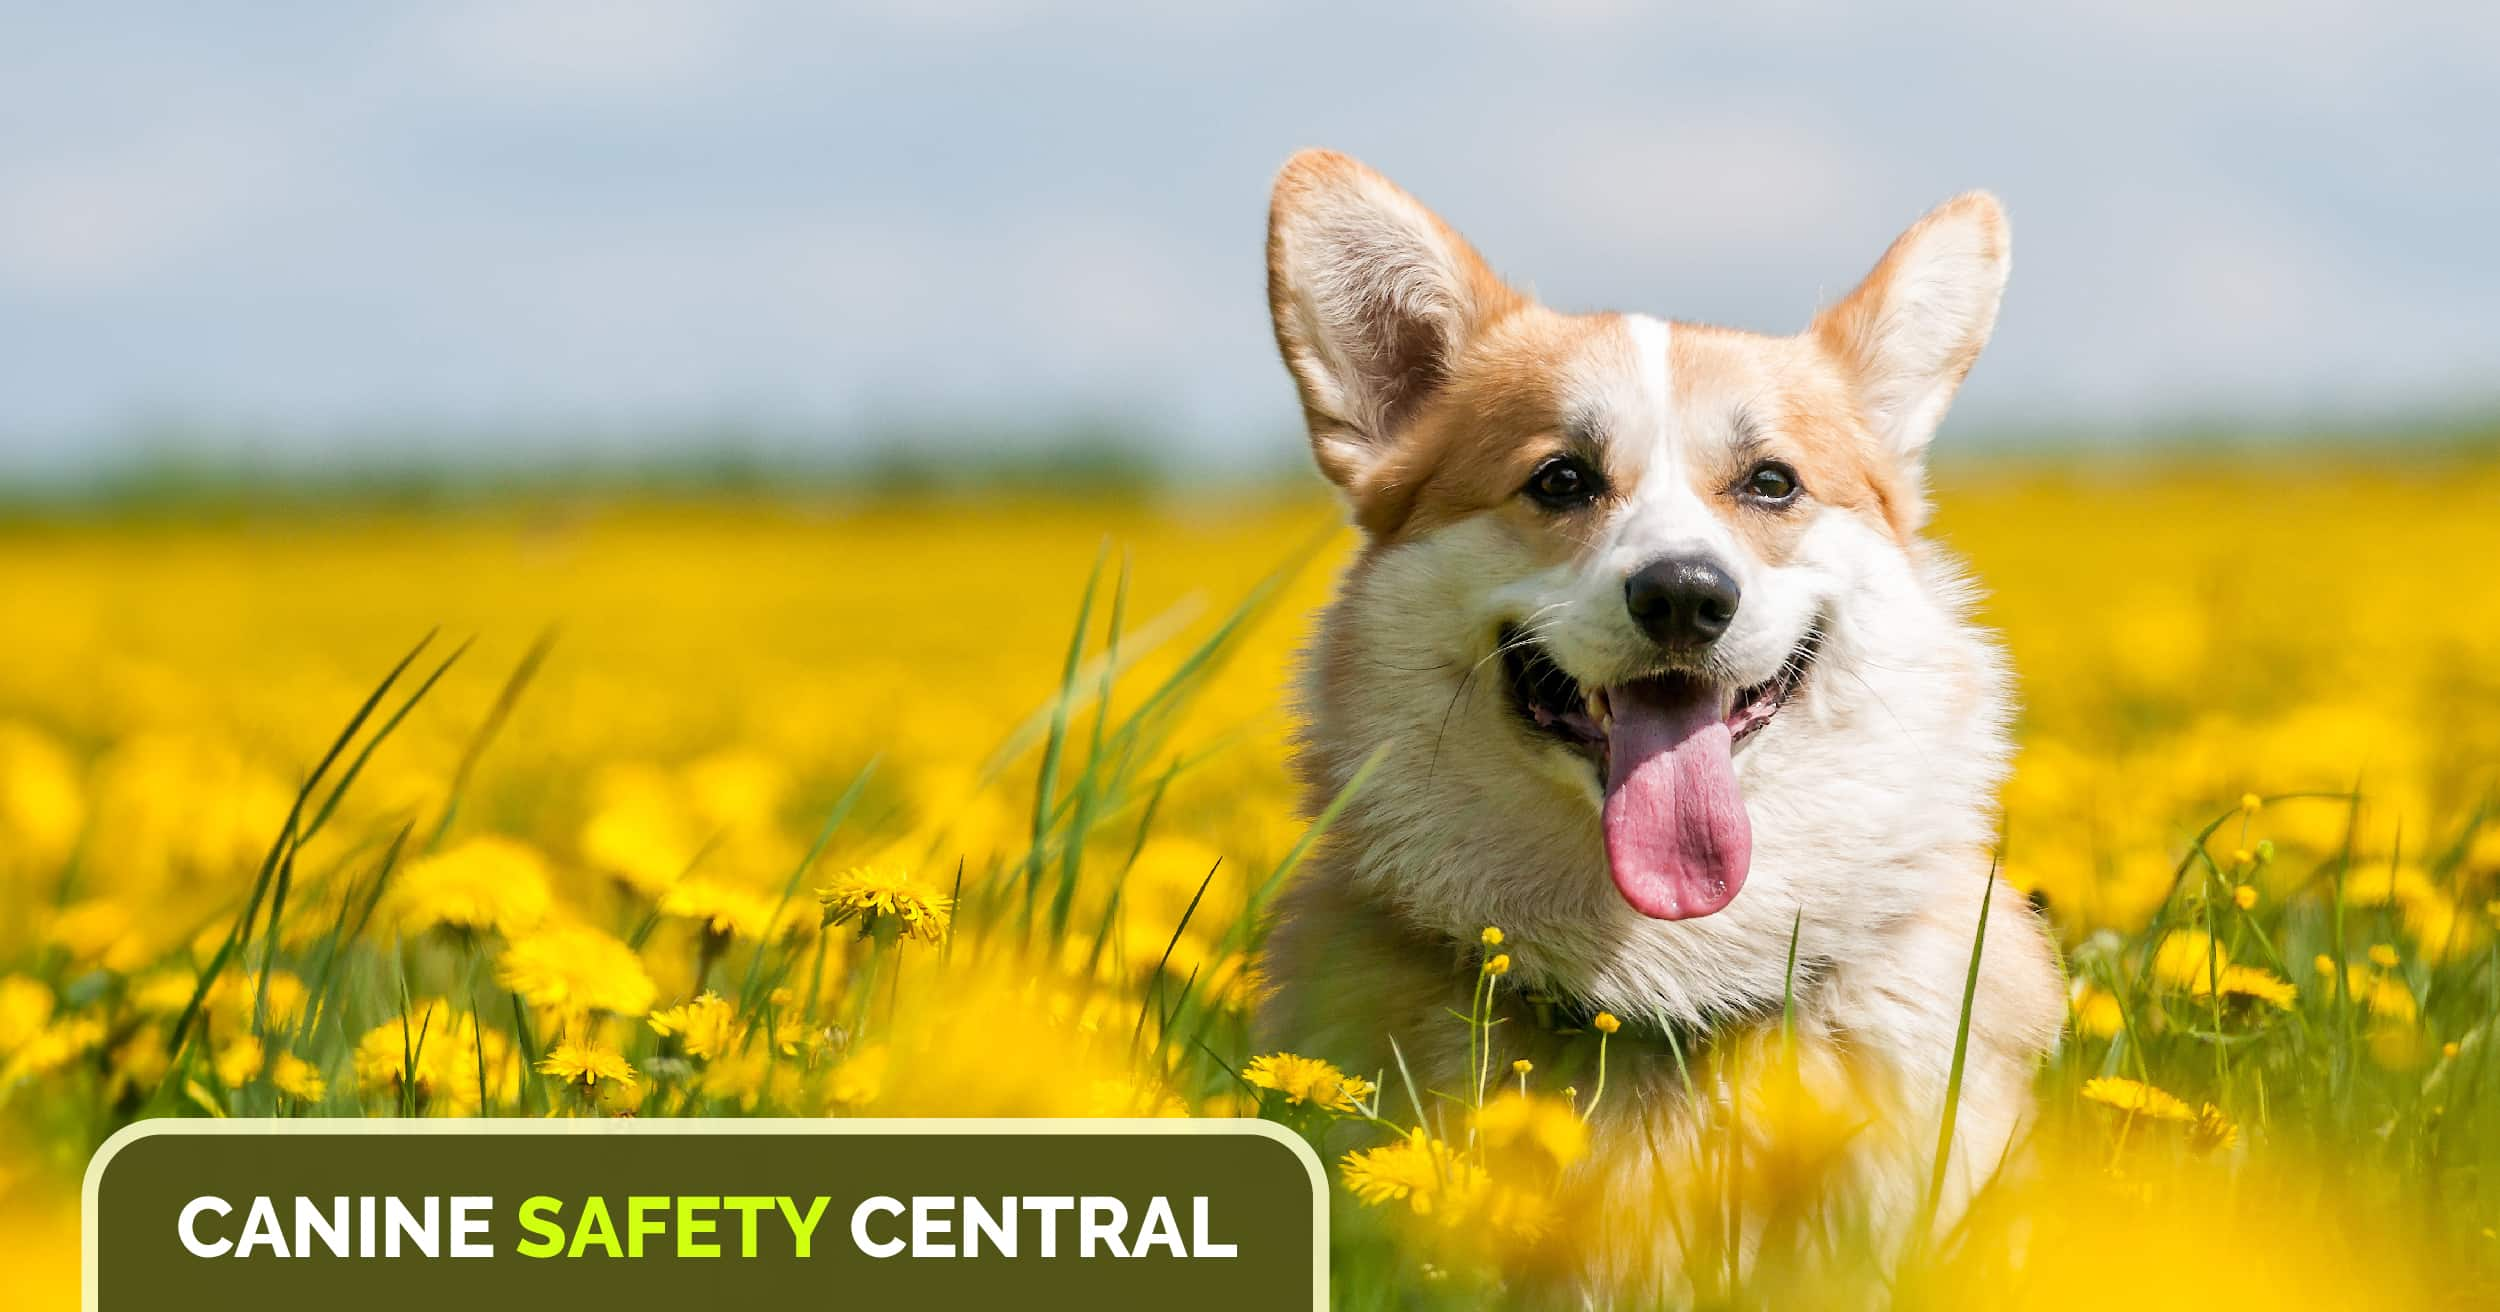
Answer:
(1270, 150, 2013, 999)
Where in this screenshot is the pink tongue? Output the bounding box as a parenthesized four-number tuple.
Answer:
(1602, 677, 1750, 919)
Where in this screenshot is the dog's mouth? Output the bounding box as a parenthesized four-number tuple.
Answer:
(1498, 624, 1821, 922)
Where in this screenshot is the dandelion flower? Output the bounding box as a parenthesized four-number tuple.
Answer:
(2368, 943, 2400, 969)
(2151, 930, 2229, 990)
(1479, 926, 1504, 948)
(1242, 1052, 1375, 1113)
(648, 993, 744, 1061)
(1475, 1092, 1590, 1173)
(816, 865, 952, 944)
(212, 1034, 263, 1088)
(496, 923, 657, 1016)
(2070, 984, 2125, 1038)
(1340, 1132, 1479, 1217)
(352, 1003, 494, 1115)
(2189, 964, 2297, 1010)
(387, 836, 552, 937)
(272, 1053, 327, 1102)
(537, 1037, 637, 1091)
(1484, 954, 1512, 977)
(2080, 1076, 2193, 1122)
(2366, 975, 2418, 1023)
(5, 1015, 105, 1081)
(2190, 1102, 2239, 1153)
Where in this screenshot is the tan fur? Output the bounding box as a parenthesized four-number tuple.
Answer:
(1667, 322, 1919, 551)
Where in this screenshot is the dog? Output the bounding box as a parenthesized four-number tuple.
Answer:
(1252, 150, 2063, 1293)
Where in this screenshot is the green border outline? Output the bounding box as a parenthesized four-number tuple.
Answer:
(82, 1117, 1328, 1310)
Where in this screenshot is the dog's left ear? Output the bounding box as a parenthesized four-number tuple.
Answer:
(1811, 193, 2009, 471)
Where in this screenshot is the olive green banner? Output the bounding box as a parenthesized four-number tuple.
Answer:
(84, 1119, 1324, 1310)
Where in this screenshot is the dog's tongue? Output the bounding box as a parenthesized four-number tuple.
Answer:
(1602, 676, 1750, 919)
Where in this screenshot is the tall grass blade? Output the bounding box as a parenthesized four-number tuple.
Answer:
(1920, 860, 1999, 1243)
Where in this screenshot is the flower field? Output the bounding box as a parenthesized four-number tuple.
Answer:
(2, 456, 2498, 1305)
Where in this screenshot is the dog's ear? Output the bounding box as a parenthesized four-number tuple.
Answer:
(1811, 193, 2009, 471)
(1267, 150, 1519, 491)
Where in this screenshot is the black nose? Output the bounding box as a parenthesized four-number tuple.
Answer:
(1625, 555, 1740, 647)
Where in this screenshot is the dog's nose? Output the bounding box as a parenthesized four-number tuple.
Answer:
(1625, 555, 1740, 647)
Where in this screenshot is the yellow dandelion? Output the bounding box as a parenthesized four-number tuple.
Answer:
(2188, 964, 2298, 1010)
(271, 1053, 327, 1102)
(537, 1037, 637, 1090)
(1475, 1091, 1590, 1173)
(204, 970, 309, 1034)
(2366, 974, 2418, 1023)
(5, 1015, 105, 1081)
(2080, 1076, 2194, 1122)
(816, 865, 952, 944)
(351, 1003, 494, 1115)
(1339, 1132, 1480, 1217)
(2191, 1102, 2239, 1153)
(1483, 953, 1512, 977)
(2368, 943, 2400, 969)
(387, 836, 552, 937)
(1242, 1052, 1376, 1113)
(2151, 930, 2229, 990)
(648, 993, 745, 1061)
(495, 922, 657, 1016)
(2070, 983, 2125, 1038)
(769, 1012, 821, 1059)
(212, 1034, 264, 1088)
(1479, 926, 1504, 948)
(2314, 953, 2338, 978)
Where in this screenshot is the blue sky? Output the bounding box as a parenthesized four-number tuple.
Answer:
(4, 1, 2495, 475)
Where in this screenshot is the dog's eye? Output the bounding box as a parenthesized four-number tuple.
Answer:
(1741, 461, 1801, 505)
(1524, 456, 1604, 509)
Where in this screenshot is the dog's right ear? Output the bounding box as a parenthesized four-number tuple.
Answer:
(1267, 150, 1518, 492)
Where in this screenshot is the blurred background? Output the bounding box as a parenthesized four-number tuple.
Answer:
(5, 0, 2498, 489)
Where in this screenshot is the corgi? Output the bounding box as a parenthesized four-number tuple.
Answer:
(1253, 149, 2063, 1293)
